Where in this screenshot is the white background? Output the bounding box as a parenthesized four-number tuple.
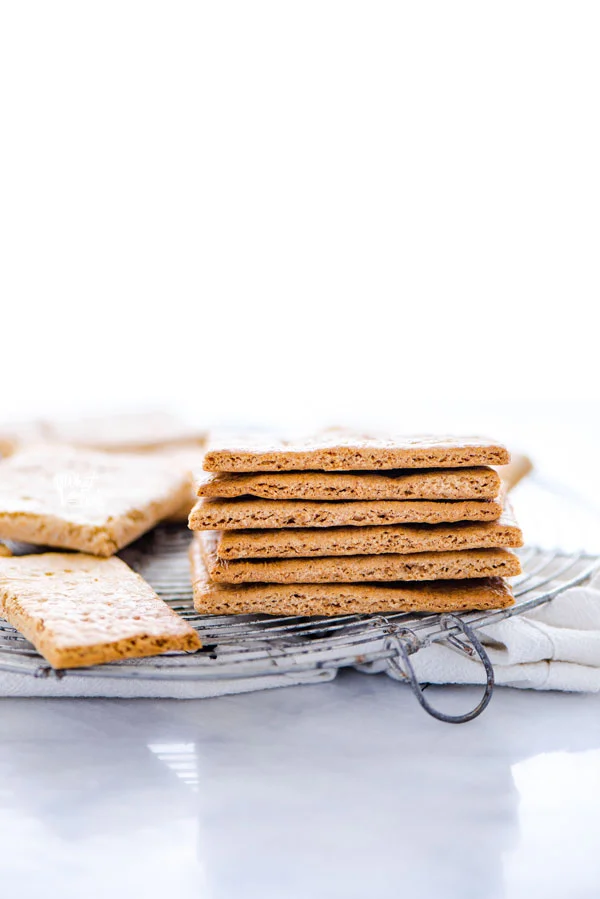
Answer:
(2, 13, 600, 894)
(1, 2, 598, 446)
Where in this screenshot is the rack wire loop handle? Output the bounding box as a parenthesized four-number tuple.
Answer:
(385, 617, 495, 724)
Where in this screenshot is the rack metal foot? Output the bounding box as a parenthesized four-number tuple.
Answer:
(385, 616, 495, 724)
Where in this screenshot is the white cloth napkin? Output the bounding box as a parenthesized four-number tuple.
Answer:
(0, 664, 337, 698)
(383, 570, 600, 692)
(2, 573, 600, 697)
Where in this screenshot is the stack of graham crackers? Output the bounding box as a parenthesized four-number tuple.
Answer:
(189, 432, 523, 616)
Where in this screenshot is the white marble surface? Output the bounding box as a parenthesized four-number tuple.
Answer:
(2, 413, 600, 897)
(2, 672, 600, 899)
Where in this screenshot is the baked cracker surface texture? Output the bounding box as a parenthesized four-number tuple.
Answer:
(189, 539, 515, 616)
(202, 430, 510, 472)
(0, 445, 191, 555)
(196, 466, 502, 501)
(196, 531, 522, 583)
(0, 552, 201, 669)
(216, 504, 523, 559)
(189, 496, 504, 531)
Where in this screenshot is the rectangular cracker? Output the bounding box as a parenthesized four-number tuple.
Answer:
(203, 431, 510, 472)
(196, 466, 501, 501)
(196, 531, 522, 584)
(190, 540, 514, 616)
(189, 495, 503, 531)
(0, 552, 201, 669)
(0, 446, 192, 556)
(217, 505, 523, 559)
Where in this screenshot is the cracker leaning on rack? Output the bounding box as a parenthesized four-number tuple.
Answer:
(0, 552, 200, 668)
(0, 410, 207, 524)
(0, 445, 192, 555)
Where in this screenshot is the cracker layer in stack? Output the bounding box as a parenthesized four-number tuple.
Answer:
(188, 432, 522, 616)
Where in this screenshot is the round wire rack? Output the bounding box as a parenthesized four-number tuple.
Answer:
(1, 510, 599, 722)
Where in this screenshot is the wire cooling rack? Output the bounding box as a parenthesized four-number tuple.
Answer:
(0, 517, 599, 723)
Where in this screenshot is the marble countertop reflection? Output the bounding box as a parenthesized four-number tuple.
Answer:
(3, 410, 600, 899)
(2, 672, 600, 899)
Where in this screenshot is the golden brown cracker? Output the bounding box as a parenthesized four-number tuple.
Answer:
(189, 539, 514, 616)
(0, 552, 201, 669)
(196, 530, 522, 584)
(196, 466, 501, 501)
(203, 431, 510, 472)
(216, 506, 522, 559)
(0, 446, 191, 555)
(189, 495, 503, 531)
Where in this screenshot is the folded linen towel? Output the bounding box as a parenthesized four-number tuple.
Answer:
(381, 570, 600, 692)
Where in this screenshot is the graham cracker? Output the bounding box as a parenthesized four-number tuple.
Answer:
(216, 505, 523, 559)
(189, 495, 503, 531)
(189, 540, 515, 616)
(202, 430, 510, 472)
(0, 552, 201, 669)
(196, 466, 501, 501)
(196, 531, 522, 584)
(0, 446, 191, 556)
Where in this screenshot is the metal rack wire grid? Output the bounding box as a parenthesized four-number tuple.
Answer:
(0, 522, 599, 723)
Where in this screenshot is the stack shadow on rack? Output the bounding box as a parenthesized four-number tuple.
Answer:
(188, 432, 524, 617)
